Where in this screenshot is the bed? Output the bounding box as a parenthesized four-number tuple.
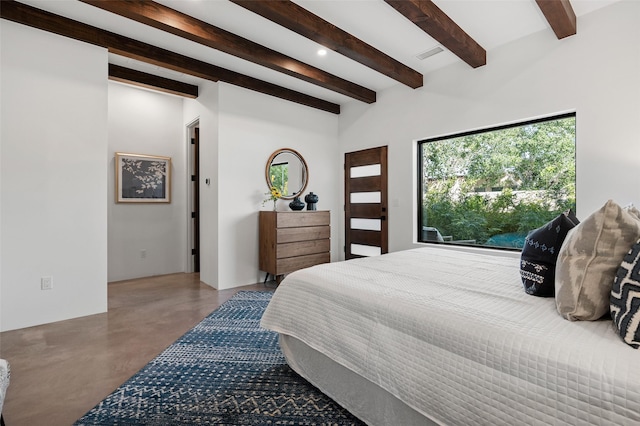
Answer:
(260, 246, 640, 425)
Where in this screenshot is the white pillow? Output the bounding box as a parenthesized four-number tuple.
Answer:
(555, 200, 640, 321)
(625, 204, 640, 219)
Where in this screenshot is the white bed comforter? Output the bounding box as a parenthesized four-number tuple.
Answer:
(261, 247, 640, 425)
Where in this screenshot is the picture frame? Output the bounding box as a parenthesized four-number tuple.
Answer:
(115, 152, 171, 203)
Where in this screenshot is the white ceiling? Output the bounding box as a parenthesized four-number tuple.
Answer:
(17, 0, 620, 106)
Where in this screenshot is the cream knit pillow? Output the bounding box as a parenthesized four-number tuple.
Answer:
(555, 200, 640, 321)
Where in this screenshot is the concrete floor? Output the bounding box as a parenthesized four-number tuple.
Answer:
(0, 273, 269, 425)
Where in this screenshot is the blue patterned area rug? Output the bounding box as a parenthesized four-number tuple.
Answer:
(74, 291, 364, 425)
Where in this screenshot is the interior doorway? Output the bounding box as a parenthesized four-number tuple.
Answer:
(187, 121, 200, 272)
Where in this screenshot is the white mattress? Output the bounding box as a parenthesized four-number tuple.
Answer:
(261, 246, 640, 425)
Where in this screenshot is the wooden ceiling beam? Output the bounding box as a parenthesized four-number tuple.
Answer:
(80, 0, 376, 104)
(229, 0, 423, 89)
(384, 0, 486, 68)
(0, 1, 340, 114)
(109, 64, 199, 98)
(535, 0, 577, 39)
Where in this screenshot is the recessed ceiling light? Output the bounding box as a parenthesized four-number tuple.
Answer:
(317, 49, 327, 56)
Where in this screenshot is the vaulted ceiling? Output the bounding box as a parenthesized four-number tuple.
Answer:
(2, 0, 619, 114)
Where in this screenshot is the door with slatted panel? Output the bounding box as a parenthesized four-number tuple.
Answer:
(344, 146, 388, 259)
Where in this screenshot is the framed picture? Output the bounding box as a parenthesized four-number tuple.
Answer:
(115, 152, 171, 203)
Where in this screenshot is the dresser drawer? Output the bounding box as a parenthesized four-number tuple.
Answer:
(277, 226, 330, 243)
(276, 252, 330, 274)
(277, 239, 330, 259)
(259, 210, 331, 279)
(276, 211, 330, 228)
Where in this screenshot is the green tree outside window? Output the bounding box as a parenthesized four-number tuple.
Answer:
(419, 114, 576, 249)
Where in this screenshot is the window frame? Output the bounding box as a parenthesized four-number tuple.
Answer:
(416, 112, 576, 251)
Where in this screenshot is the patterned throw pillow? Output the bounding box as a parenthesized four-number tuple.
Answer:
(520, 209, 579, 297)
(555, 200, 640, 321)
(611, 239, 640, 348)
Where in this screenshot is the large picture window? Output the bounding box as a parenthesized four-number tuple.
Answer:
(418, 113, 576, 250)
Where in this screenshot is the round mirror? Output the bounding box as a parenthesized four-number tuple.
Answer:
(265, 148, 309, 200)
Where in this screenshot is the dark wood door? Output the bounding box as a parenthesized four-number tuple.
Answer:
(344, 146, 388, 259)
(192, 127, 200, 272)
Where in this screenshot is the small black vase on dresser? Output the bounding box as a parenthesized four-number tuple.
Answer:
(289, 196, 305, 211)
(304, 192, 319, 210)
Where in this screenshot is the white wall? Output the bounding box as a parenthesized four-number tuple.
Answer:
(0, 21, 108, 331)
(107, 82, 187, 282)
(184, 83, 340, 290)
(216, 83, 340, 289)
(338, 1, 640, 257)
(183, 82, 219, 287)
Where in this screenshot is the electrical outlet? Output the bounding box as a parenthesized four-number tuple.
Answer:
(41, 276, 53, 290)
(140, 249, 147, 259)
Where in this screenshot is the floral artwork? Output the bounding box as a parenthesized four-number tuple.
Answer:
(115, 153, 171, 203)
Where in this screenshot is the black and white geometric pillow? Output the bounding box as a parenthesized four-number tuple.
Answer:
(610, 239, 640, 349)
(520, 209, 579, 297)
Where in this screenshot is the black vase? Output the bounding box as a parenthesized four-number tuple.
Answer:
(304, 192, 319, 210)
(289, 196, 305, 211)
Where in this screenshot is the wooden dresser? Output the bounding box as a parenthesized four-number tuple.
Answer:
(259, 211, 330, 282)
